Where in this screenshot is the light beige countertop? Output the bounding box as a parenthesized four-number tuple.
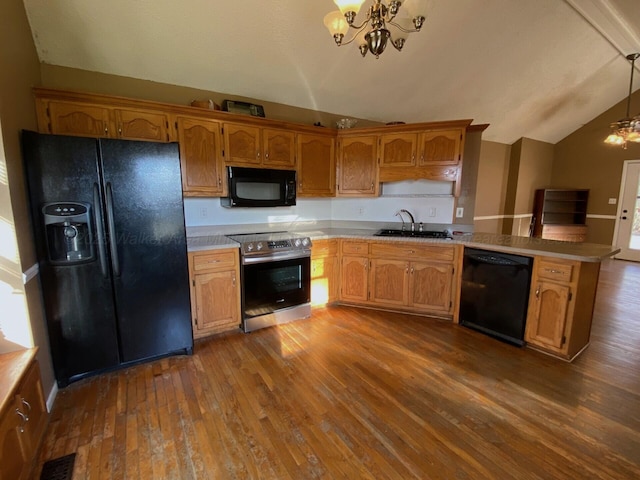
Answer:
(187, 227, 619, 262)
(187, 234, 239, 252)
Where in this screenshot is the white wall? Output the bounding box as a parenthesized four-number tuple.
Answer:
(184, 191, 455, 227)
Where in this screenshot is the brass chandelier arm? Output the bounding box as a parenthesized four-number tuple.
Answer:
(336, 22, 372, 47)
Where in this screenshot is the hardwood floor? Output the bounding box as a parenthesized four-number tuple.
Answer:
(36, 259, 640, 479)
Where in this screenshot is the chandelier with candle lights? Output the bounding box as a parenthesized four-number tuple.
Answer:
(324, 0, 428, 59)
(604, 53, 640, 149)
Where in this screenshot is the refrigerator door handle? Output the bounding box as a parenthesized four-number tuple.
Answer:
(93, 183, 109, 278)
(105, 182, 121, 277)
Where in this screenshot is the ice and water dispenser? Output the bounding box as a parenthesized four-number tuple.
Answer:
(43, 202, 95, 264)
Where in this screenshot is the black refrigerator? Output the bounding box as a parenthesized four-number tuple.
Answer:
(22, 131, 193, 387)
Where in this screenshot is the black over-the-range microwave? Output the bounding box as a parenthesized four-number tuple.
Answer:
(221, 166, 297, 208)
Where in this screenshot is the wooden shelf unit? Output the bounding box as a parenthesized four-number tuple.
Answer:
(531, 189, 589, 242)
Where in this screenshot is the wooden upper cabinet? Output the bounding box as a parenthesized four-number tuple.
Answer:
(418, 128, 463, 166)
(47, 100, 111, 138)
(223, 124, 295, 168)
(337, 135, 379, 196)
(297, 133, 335, 197)
(113, 108, 171, 142)
(43, 100, 174, 142)
(262, 128, 296, 168)
(176, 116, 224, 197)
(223, 122, 261, 165)
(379, 133, 417, 167)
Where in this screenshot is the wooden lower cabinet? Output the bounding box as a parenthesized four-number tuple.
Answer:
(525, 256, 601, 360)
(339, 239, 458, 318)
(311, 239, 339, 306)
(339, 241, 370, 303)
(0, 353, 48, 480)
(370, 259, 410, 306)
(409, 261, 455, 313)
(188, 249, 241, 338)
(370, 243, 456, 316)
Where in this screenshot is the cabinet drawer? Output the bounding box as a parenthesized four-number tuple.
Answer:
(312, 239, 338, 257)
(370, 242, 455, 261)
(341, 241, 369, 255)
(537, 260, 574, 282)
(192, 250, 237, 272)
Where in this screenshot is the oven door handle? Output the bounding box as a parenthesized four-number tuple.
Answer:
(242, 250, 311, 265)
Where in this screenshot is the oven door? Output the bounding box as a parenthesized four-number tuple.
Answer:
(241, 252, 310, 321)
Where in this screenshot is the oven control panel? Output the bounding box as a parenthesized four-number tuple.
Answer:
(240, 236, 311, 255)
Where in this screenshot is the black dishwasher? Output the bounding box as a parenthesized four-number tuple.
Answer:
(460, 247, 533, 346)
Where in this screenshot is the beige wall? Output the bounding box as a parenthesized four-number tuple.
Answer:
(502, 138, 554, 236)
(553, 89, 640, 244)
(474, 140, 511, 234)
(0, 0, 55, 392)
(454, 127, 486, 226)
(40, 64, 382, 129)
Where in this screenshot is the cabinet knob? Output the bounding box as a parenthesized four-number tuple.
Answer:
(104, 123, 108, 135)
(535, 287, 540, 298)
(257, 151, 261, 159)
(265, 151, 269, 159)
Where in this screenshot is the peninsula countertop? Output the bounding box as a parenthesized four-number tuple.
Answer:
(187, 228, 619, 262)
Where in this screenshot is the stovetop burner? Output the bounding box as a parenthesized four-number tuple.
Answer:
(226, 232, 312, 256)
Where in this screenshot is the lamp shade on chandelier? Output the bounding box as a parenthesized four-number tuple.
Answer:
(604, 53, 640, 149)
(324, 0, 429, 58)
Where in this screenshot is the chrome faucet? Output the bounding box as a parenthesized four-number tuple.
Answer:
(395, 209, 416, 231)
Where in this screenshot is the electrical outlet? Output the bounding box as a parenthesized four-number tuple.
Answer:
(456, 207, 464, 218)
(608, 198, 617, 205)
(429, 207, 436, 217)
(200, 207, 208, 218)
(358, 207, 365, 215)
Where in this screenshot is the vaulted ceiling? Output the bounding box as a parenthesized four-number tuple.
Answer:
(22, 0, 640, 144)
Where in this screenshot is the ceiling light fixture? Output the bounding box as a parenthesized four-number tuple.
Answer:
(324, 0, 428, 59)
(604, 53, 640, 149)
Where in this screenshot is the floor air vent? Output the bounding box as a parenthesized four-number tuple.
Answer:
(40, 453, 76, 480)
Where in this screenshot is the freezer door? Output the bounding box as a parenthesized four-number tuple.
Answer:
(21, 131, 120, 386)
(99, 139, 193, 363)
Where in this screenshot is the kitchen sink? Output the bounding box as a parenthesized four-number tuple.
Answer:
(374, 229, 452, 239)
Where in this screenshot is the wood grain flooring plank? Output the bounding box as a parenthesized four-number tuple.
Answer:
(34, 259, 640, 479)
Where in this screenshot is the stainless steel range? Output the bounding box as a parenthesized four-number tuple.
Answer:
(227, 232, 312, 332)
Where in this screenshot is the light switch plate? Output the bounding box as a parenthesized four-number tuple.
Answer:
(608, 198, 617, 205)
(456, 207, 464, 218)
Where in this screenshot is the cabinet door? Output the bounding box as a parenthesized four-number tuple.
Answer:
(297, 134, 336, 197)
(0, 407, 30, 480)
(418, 129, 463, 166)
(114, 108, 172, 142)
(311, 255, 338, 306)
(177, 117, 225, 196)
(223, 123, 261, 165)
(379, 133, 417, 167)
(263, 128, 296, 168)
(340, 256, 369, 302)
(337, 136, 378, 196)
(370, 259, 409, 306)
(410, 261, 454, 312)
(16, 362, 47, 456)
(526, 281, 570, 350)
(194, 270, 240, 335)
(47, 100, 111, 138)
